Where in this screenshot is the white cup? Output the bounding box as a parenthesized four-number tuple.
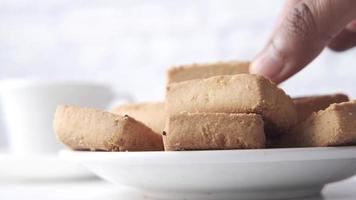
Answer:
(0, 79, 133, 155)
(0, 105, 7, 150)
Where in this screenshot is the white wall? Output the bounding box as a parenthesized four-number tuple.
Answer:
(0, 0, 355, 100)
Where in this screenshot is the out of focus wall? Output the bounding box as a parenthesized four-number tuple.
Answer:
(0, 0, 355, 101)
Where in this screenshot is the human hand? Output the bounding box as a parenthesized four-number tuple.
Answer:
(250, 0, 356, 83)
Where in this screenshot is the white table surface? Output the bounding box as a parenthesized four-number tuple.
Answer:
(1, 176, 356, 200)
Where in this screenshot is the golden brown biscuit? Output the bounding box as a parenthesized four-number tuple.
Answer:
(111, 102, 165, 135)
(166, 74, 297, 136)
(293, 93, 349, 123)
(164, 112, 265, 150)
(167, 60, 249, 84)
(273, 101, 356, 148)
(54, 105, 164, 151)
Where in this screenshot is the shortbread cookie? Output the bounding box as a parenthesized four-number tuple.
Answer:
(164, 112, 265, 150)
(54, 105, 164, 151)
(111, 102, 165, 134)
(167, 60, 249, 84)
(166, 74, 297, 136)
(274, 101, 356, 147)
(293, 93, 349, 123)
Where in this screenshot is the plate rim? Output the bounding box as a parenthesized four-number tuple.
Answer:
(59, 146, 356, 164)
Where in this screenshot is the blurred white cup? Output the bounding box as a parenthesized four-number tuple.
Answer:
(0, 104, 7, 150)
(0, 79, 133, 155)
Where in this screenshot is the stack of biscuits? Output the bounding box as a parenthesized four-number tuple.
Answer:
(54, 60, 356, 151)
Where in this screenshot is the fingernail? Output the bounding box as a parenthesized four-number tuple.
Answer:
(250, 45, 284, 80)
(346, 20, 356, 32)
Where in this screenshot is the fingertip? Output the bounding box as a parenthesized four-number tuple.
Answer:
(249, 59, 263, 75)
(328, 29, 356, 52)
(250, 45, 285, 82)
(328, 43, 348, 52)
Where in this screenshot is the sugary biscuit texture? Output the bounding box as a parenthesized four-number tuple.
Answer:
(111, 102, 165, 135)
(54, 105, 164, 151)
(166, 74, 297, 136)
(164, 112, 265, 150)
(293, 93, 349, 123)
(274, 101, 356, 147)
(167, 60, 249, 84)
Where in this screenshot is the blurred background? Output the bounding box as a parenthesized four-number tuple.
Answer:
(1, 1, 356, 199)
(0, 0, 355, 146)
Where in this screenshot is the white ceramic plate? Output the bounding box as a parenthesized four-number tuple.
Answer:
(0, 152, 94, 180)
(60, 147, 356, 200)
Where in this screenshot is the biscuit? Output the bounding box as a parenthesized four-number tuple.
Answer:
(164, 112, 265, 150)
(166, 74, 297, 136)
(167, 60, 249, 84)
(273, 101, 356, 147)
(111, 102, 165, 134)
(293, 93, 349, 123)
(54, 105, 164, 151)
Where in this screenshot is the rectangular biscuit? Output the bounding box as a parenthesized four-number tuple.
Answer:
(111, 102, 165, 135)
(166, 74, 297, 136)
(273, 101, 356, 147)
(167, 60, 249, 84)
(293, 93, 349, 123)
(54, 105, 164, 151)
(164, 112, 265, 150)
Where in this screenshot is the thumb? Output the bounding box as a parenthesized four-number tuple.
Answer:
(250, 0, 356, 83)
